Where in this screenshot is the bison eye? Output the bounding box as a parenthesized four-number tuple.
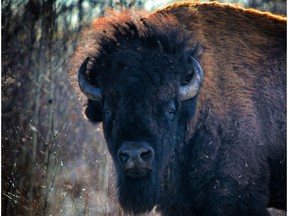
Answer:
(103, 108, 111, 118)
(168, 108, 176, 116)
(166, 100, 176, 120)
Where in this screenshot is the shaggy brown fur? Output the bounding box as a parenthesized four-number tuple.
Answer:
(69, 2, 286, 215)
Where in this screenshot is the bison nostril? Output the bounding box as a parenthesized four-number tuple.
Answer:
(117, 142, 155, 171)
(140, 149, 152, 160)
(119, 152, 129, 163)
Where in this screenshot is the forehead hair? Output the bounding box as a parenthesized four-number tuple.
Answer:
(69, 10, 197, 94)
(90, 11, 191, 56)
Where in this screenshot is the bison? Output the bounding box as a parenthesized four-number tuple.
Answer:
(69, 2, 286, 215)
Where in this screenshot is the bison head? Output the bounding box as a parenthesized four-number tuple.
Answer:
(75, 14, 203, 214)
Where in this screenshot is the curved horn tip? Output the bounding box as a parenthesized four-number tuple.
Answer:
(190, 56, 203, 81)
(78, 57, 102, 101)
(179, 56, 203, 101)
(79, 57, 90, 72)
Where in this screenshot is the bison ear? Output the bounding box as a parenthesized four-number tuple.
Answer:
(85, 99, 103, 123)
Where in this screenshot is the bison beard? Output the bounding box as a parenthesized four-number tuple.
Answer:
(117, 174, 160, 214)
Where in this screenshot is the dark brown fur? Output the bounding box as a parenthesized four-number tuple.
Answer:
(161, 2, 287, 211)
(69, 2, 286, 215)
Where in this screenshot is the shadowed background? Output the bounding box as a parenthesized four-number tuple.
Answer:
(2, 0, 286, 215)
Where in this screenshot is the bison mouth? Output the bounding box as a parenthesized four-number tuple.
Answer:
(125, 167, 152, 178)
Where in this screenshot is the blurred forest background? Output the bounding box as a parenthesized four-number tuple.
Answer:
(2, 0, 286, 215)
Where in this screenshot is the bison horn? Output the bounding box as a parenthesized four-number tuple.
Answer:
(78, 57, 102, 101)
(179, 56, 203, 101)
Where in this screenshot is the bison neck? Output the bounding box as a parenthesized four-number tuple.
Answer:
(157, 123, 221, 215)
